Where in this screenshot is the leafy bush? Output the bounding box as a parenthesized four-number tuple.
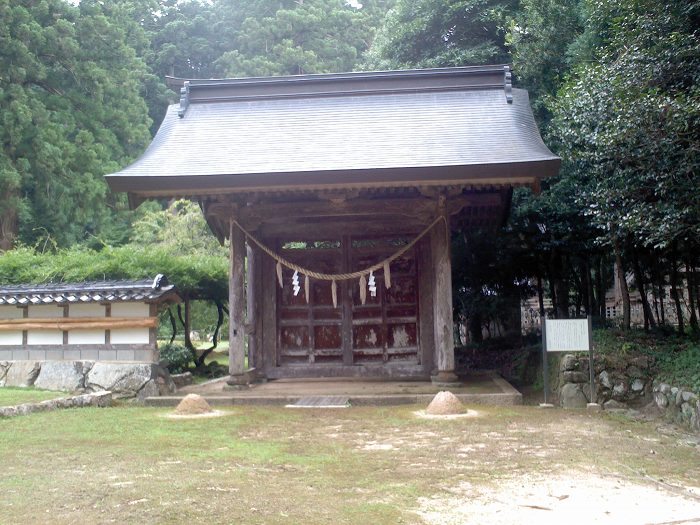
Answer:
(655, 345, 700, 396)
(159, 343, 192, 374)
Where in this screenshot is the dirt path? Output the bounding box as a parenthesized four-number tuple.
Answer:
(416, 473, 700, 524)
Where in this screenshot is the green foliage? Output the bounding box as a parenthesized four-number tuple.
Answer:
(158, 342, 192, 374)
(364, 0, 515, 69)
(129, 200, 227, 258)
(548, 0, 700, 253)
(0, 0, 152, 248)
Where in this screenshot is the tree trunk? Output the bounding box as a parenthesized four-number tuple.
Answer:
(167, 307, 177, 345)
(687, 261, 699, 333)
(178, 300, 194, 356)
(613, 235, 630, 330)
(536, 274, 545, 319)
(0, 196, 17, 252)
(632, 253, 656, 330)
(194, 300, 224, 368)
(656, 258, 666, 326)
(596, 257, 606, 319)
(669, 251, 684, 334)
(584, 258, 594, 316)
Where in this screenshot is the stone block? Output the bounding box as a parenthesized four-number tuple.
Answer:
(560, 354, 578, 372)
(563, 371, 588, 383)
(98, 350, 117, 361)
(599, 370, 613, 389)
(612, 381, 628, 401)
(171, 372, 193, 388)
(28, 350, 46, 360)
(137, 379, 160, 401)
(86, 362, 153, 397)
(681, 391, 695, 403)
(659, 383, 671, 395)
(81, 349, 99, 361)
(45, 349, 65, 361)
(654, 392, 669, 408)
(604, 399, 627, 410)
(64, 349, 81, 361)
(627, 365, 643, 379)
(12, 350, 29, 361)
(630, 379, 645, 392)
(34, 361, 87, 392)
(560, 383, 587, 409)
(133, 349, 154, 362)
(4, 361, 41, 387)
(116, 349, 135, 362)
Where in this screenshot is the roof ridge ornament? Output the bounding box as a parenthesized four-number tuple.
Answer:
(504, 65, 513, 104)
(178, 81, 190, 118)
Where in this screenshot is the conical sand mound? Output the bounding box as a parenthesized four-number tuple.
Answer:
(174, 394, 213, 415)
(426, 391, 464, 415)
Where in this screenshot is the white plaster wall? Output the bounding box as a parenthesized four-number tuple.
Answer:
(111, 328, 150, 345)
(69, 303, 106, 317)
(111, 302, 149, 318)
(0, 305, 23, 346)
(27, 304, 63, 345)
(68, 329, 105, 345)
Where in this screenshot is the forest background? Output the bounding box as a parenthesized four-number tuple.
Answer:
(0, 0, 698, 354)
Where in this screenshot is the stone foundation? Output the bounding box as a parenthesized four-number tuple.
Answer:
(0, 360, 175, 400)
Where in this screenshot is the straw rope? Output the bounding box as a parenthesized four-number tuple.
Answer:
(232, 215, 446, 282)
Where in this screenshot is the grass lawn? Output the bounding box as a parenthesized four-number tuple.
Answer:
(0, 387, 67, 406)
(0, 404, 698, 524)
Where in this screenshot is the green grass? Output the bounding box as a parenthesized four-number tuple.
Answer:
(0, 387, 67, 406)
(0, 404, 698, 524)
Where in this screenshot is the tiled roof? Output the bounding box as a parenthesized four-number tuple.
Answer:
(105, 66, 560, 198)
(0, 275, 180, 306)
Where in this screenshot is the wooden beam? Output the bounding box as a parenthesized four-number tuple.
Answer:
(0, 317, 157, 331)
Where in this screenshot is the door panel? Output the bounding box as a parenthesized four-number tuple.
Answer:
(276, 235, 419, 368)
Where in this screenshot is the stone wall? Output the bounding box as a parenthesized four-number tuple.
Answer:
(555, 353, 654, 410)
(652, 381, 700, 432)
(0, 360, 175, 400)
(555, 353, 699, 433)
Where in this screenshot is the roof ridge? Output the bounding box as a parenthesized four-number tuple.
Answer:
(175, 65, 514, 118)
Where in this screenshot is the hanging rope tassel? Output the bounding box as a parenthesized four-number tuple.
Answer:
(383, 261, 391, 289)
(304, 274, 310, 304)
(331, 279, 337, 308)
(359, 274, 367, 305)
(276, 261, 283, 288)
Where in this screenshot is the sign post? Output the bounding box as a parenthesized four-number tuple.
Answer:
(540, 315, 596, 408)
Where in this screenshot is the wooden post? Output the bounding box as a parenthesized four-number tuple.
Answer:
(246, 242, 257, 370)
(431, 195, 459, 384)
(227, 215, 248, 387)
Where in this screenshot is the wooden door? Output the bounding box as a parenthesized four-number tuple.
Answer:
(275, 236, 420, 369)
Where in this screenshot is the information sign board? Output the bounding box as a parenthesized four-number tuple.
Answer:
(544, 319, 591, 352)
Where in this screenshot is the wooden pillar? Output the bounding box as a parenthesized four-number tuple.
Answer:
(246, 242, 257, 370)
(227, 215, 248, 387)
(431, 195, 459, 384)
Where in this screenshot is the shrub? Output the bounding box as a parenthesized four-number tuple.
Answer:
(159, 343, 192, 374)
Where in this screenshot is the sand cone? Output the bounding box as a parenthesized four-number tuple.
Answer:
(426, 391, 464, 415)
(174, 394, 213, 415)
